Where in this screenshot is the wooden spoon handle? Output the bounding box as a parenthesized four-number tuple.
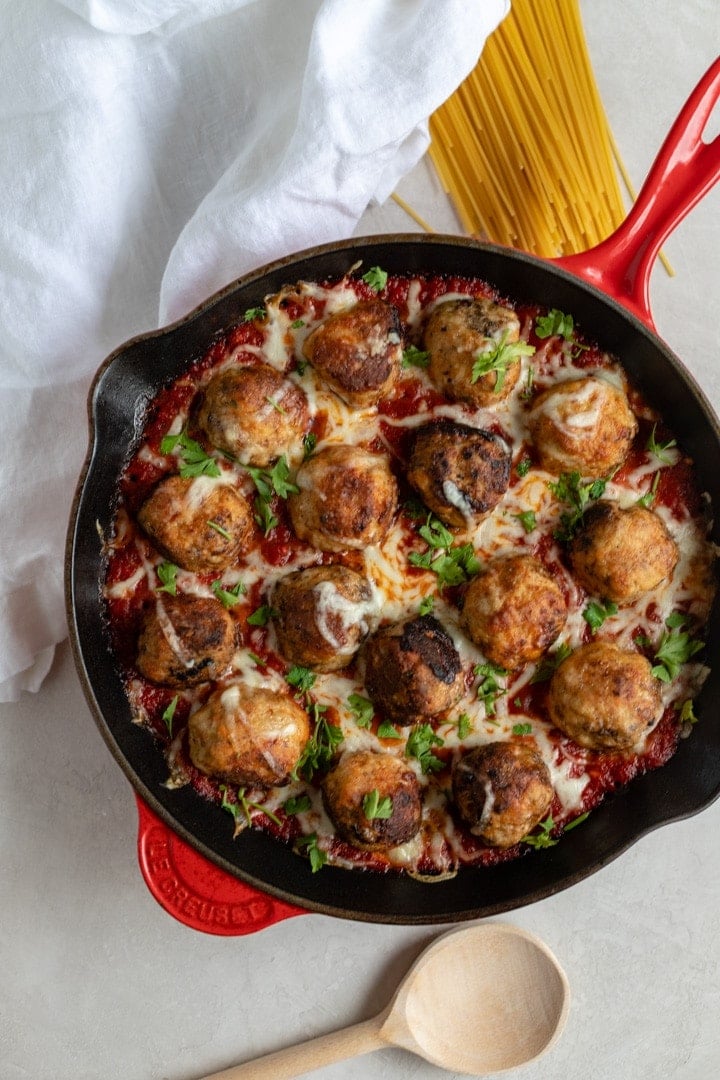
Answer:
(197, 1014, 386, 1080)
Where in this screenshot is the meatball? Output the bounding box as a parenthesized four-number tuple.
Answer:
(136, 594, 235, 687)
(138, 475, 254, 572)
(548, 641, 662, 751)
(197, 363, 310, 466)
(322, 750, 422, 851)
(569, 500, 679, 603)
(272, 565, 378, 672)
(407, 419, 511, 528)
(452, 741, 553, 848)
(528, 375, 638, 476)
(423, 296, 523, 407)
(462, 554, 568, 671)
(363, 614, 464, 724)
(302, 298, 402, 407)
(188, 683, 310, 787)
(288, 445, 398, 552)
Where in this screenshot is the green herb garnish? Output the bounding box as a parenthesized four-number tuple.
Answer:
(456, 712, 473, 739)
(548, 471, 608, 541)
(516, 456, 532, 478)
(247, 604, 276, 627)
(522, 814, 558, 849)
(471, 331, 535, 392)
(160, 429, 221, 479)
(637, 471, 660, 509)
(207, 519, 232, 541)
(419, 595, 435, 616)
(284, 793, 312, 815)
(405, 723, 444, 774)
(293, 703, 343, 782)
(302, 432, 317, 459)
(582, 599, 618, 633)
(377, 720, 403, 739)
(646, 423, 677, 464)
(161, 695, 179, 737)
(211, 579, 246, 608)
(651, 613, 704, 682)
(512, 509, 537, 534)
(362, 266, 388, 292)
(243, 306, 266, 322)
(679, 699, 698, 725)
(220, 785, 281, 833)
(156, 561, 179, 595)
(512, 722, 532, 736)
(530, 642, 572, 683)
(535, 308, 576, 341)
(402, 345, 430, 369)
(474, 661, 508, 717)
(347, 693, 374, 729)
(291, 318, 305, 329)
(363, 789, 393, 821)
(286, 665, 316, 694)
(295, 832, 327, 872)
(408, 513, 480, 590)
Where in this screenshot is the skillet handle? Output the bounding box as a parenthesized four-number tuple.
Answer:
(555, 57, 720, 331)
(135, 795, 305, 936)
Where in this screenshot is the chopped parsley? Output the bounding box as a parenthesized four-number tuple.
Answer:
(207, 519, 232, 541)
(679, 699, 699, 725)
(246, 455, 298, 536)
(646, 423, 677, 464)
(302, 432, 317, 459)
(405, 723, 444, 773)
(363, 789, 393, 820)
(211, 579, 246, 608)
(247, 604, 276, 627)
(295, 832, 327, 872)
(512, 509, 537, 533)
(419, 595, 435, 616)
(474, 662, 508, 717)
(362, 265, 388, 292)
(264, 395, 287, 415)
(402, 345, 430, 369)
(160, 429, 221, 479)
(512, 722, 532, 736)
(471, 331, 535, 392)
(156, 561, 179, 595)
(161, 695, 178, 737)
(291, 318, 305, 329)
(535, 308, 576, 341)
(285, 665, 316, 694)
(293, 703, 343, 781)
(347, 693, 374, 729)
(516, 456, 532, 478)
(548, 471, 608, 541)
(284, 793, 312, 815)
(582, 599, 618, 633)
(243, 306, 266, 322)
(219, 785, 281, 832)
(530, 642, 572, 683)
(377, 720, 403, 739)
(408, 513, 480, 590)
(522, 814, 558, 849)
(637, 471, 660, 509)
(456, 713, 473, 739)
(651, 613, 704, 682)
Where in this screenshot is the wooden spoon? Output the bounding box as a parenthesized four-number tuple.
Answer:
(199, 922, 570, 1079)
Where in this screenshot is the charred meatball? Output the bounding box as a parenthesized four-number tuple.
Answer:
(462, 554, 568, 671)
(528, 375, 638, 476)
(288, 445, 398, 552)
(363, 614, 464, 724)
(548, 641, 662, 751)
(197, 363, 310, 466)
(322, 750, 422, 851)
(407, 419, 511, 529)
(188, 683, 310, 787)
(423, 296, 523, 407)
(136, 594, 235, 687)
(452, 741, 553, 848)
(138, 475, 254, 572)
(569, 500, 679, 603)
(272, 565, 378, 672)
(302, 298, 402, 408)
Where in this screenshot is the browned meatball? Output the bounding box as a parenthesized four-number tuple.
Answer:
(272, 565, 378, 672)
(322, 750, 422, 851)
(288, 445, 398, 552)
(363, 614, 464, 724)
(302, 298, 402, 407)
(423, 296, 523, 407)
(452, 741, 553, 848)
(197, 363, 310, 466)
(407, 419, 511, 528)
(462, 554, 568, 671)
(569, 501, 679, 603)
(548, 641, 662, 751)
(138, 475, 254, 572)
(528, 375, 638, 476)
(188, 683, 310, 787)
(136, 594, 235, 687)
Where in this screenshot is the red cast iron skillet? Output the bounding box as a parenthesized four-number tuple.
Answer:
(67, 60, 720, 926)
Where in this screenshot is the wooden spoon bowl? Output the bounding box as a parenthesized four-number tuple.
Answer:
(199, 922, 570, 1078)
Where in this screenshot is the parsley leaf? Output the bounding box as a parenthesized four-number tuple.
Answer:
(512, 722, 532, 736)
(156, 562, 179, 595)
(582, 599, 618, 633)
(548, 471, 608, 541)
(247, 604, 276, 627)
(564, 811, 590, 832)
(474, 662, 508, 717)
(408, 513, 480, 590)
(291, 318, 305, 329)
(285, 665, 316, 694)
(535, 308, 576, 341)
(207, 519, 232, 541)
(160, 429, 221, 479)
(247, 456, 299, 501)
(253, 497, 279, 535)
(419, 595, 434, 616)
(362, 266, 388, 292)
(405, 723, 444, 774)
(295, 832, 327, 872)
(636, 471, 660, 509)
(220, 785, 281, 834)
(402, 345, 430, 369)
(293, 703, 343, 781)
(377, 720, 403, 739)
(512, 509, 537, 534)
(284, 793, 312, 815)
(302, 432, 317, 459)
(651, 614, 704, 682)
(363, 789, 393, 820)
(456, 712, 473, 739)
(243, 306, 266, 322)
(516, 456, 532, 478)
(522, 814, 558, 849)
(679, 699, 698, 725)
(162, 695, 178, 737)
(347, 693, 374, 728)
(471, 331, 535, 392)
(530, 642, 572, 683)
(211, 579, 246, 608)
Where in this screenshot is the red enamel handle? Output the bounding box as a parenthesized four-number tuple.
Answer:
(136, 796, 305, 935)
(556, 57, 720, 330)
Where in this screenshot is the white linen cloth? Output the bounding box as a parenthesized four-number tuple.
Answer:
(0, 0, 508, 702)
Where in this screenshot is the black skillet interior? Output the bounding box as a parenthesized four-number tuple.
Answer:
(67, 234, 720, 923)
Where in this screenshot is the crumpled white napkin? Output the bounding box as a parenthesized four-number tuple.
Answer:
(0, 0, 508, 702)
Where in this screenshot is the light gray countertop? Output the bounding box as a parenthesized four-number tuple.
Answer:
(2, 3, 719, 1078)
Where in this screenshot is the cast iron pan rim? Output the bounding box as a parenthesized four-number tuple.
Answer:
(65, 233, 720, 923)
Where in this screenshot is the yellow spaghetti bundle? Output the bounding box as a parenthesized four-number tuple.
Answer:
(428, 0, 626, 257)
